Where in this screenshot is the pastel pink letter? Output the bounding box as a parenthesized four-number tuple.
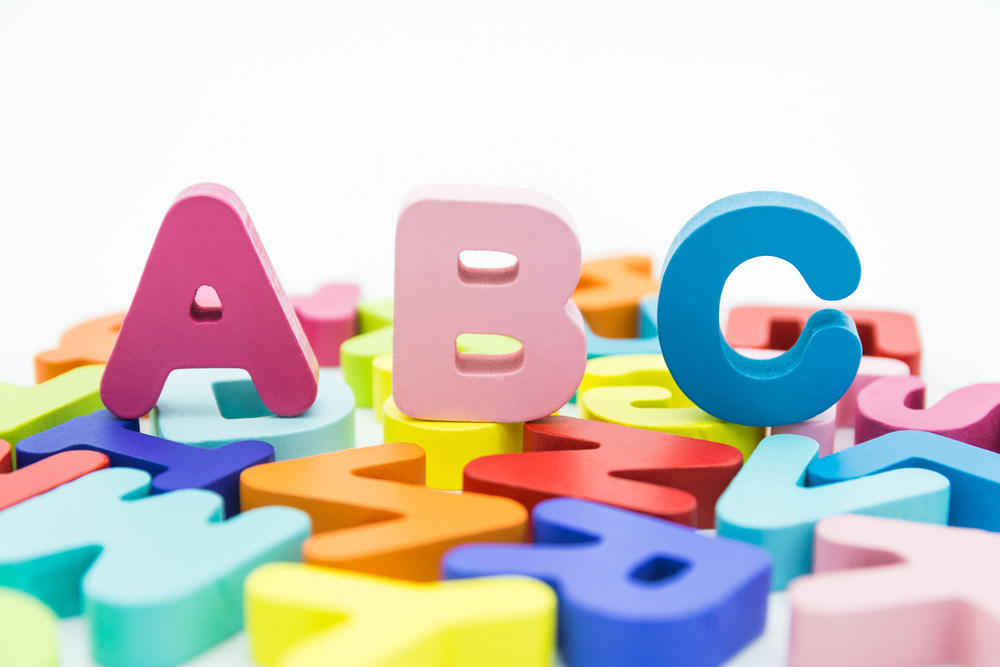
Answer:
(393, 185, 587, 422)
(789, 514, 1000, 667)
(101, 183, 319, 419)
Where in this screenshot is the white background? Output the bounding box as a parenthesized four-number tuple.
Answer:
(1, 1, 998, 666)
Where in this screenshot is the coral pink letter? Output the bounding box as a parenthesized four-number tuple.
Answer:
(101, 183, 319, 419)
(393, 185, 587, 422)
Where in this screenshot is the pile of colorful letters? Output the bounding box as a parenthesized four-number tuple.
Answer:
(2, 183, 987, 667)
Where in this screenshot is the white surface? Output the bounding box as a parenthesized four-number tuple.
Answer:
(1, 1, 996, 665)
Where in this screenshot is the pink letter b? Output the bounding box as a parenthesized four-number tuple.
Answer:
(393, 185, 586, 423)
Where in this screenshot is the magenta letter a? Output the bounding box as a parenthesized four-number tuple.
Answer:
(101, 184, 319, 419)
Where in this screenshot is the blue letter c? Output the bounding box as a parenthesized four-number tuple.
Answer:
(658, 191, 862, 427)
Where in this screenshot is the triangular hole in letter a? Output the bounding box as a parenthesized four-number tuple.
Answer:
(190, 285, 223, 323)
